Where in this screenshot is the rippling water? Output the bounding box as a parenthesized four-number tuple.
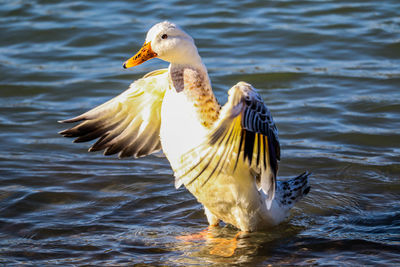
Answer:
(1, 0, 399, 265)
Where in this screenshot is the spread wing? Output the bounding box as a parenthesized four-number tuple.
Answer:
(175, 82, 280, 208)
(59, 69, 169, 158)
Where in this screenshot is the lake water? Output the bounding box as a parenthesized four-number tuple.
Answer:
(1, 0, 399, 265)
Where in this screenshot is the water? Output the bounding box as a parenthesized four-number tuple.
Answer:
(1, 0, 399, 265)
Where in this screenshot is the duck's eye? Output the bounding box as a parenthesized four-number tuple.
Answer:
(161, 34, 168, 39)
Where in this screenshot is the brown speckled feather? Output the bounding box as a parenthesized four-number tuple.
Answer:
(170, 66, 220, 128)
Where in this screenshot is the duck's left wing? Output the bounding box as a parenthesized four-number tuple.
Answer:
(175, 82, 280, 207)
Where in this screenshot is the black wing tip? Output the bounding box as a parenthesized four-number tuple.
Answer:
(58, 115, 88, 137)
(103, 145, 121, 156)
(72, 137, 89, 143)
(88, 146, 102, 153)
(58, 128, 74, 137)
(57, 116, 86, 124)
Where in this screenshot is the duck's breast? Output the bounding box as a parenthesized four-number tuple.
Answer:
(160, 88, 208, 169)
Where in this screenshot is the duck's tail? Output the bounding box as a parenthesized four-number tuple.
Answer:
(276, 171, 311, 209)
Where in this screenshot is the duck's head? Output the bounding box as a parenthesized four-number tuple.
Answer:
(123, 21, 200, 68)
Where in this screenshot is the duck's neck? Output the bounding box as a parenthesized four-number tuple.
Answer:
(160, 62, 220, 169)
(168, 62, 220, 128)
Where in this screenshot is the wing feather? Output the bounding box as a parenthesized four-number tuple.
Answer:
(59, 69, 169, 158)
(175, 82, 280, 208)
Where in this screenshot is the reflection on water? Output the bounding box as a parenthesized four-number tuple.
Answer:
(1, 0, 400, 265)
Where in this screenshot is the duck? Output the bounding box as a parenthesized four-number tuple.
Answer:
(59, 21, 310, 232)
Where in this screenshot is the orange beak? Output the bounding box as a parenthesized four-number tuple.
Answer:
(123, 42, 157, 69)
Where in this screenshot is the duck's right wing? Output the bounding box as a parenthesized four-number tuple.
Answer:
(59, 69, 169, 158)
(175, 82, 280, 208)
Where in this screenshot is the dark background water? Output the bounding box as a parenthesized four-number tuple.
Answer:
(1, 0, 399, 265)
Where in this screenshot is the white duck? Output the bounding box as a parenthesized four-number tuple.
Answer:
(60, 21, 310, 232)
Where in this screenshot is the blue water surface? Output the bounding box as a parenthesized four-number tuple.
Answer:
(0, 0, 399, 265)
